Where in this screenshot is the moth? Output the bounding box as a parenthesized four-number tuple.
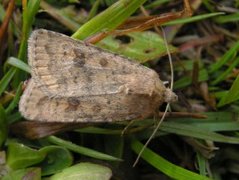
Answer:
(19, 29, 177, 123)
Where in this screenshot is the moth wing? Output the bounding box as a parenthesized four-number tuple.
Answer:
(19, 80, 161, 122)
(28, 29, 158, 98)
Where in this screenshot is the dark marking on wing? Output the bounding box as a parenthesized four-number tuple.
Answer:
(99, 58, 108, 67)
(36, 96, 49, 106)
(67, 98, 80, 106)
(74, 48, 85, 59)
(65, 98, 80, 112)
(73, 58, 85, 67)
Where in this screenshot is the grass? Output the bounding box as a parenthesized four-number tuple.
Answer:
(1, 0, 239, 179)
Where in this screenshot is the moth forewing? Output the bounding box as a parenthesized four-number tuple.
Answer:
(19, 29, 177, 123)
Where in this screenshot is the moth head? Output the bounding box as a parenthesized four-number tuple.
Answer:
(164, 88, 178, 103)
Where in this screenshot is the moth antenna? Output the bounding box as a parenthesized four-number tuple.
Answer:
(133, 27, 174, 167)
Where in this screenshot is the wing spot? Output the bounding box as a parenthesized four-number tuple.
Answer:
(67, 97, 80, 106)
(73, 76, 78, 83)
(65, 104, 78, 112)
(73, 58, 85, 67)
(99, 58, 108, 67)
(36, 97, 48, 106)
(44, 44, 56, 54)
(65, 98, 80, 112)
(73, 48, 85, 59)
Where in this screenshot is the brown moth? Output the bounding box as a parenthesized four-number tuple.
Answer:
(19, 29, 177, 123)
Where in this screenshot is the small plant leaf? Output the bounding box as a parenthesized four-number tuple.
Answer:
(50, 162, 112, 180)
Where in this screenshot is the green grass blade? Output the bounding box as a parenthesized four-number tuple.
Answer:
(131, 139, 212, 180)
(0, 67, 16, 97)
(211, 56, 239, 85)
(5, 82, 23, 115)
(18, 0, 41, 61)
(163, 12, 224, 26)
(76, 127, 122, 135)
(0, 105, 7, 147)
(72, 0, 147, 40)
(218, 74, 239, 107)
(215, 12, 239, 23)
(174, 69, 208, 89)
(186, 121, 239, 132)
(87, 0, 101, 21)
(0, 4, 5, 20)
(161, 122, 239, 144)
(13, 0, 40, 87)
(8, 112, 22, 124)
(7, 57, 31, 74)
(47, 136, 122, 161)
(209, 41, 239, 73)
(196, 153, 208, 176)
(40, 1, 80, 32)
(145, 0, 170, 9)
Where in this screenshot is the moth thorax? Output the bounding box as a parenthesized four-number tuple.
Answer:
(163, 88, 178, 103)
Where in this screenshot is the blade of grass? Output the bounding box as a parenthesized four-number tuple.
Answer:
(47, 136, 122, 161)
(202, 0, 215, 12)
(0, 4, 5, 20)
(7, 57, 31, 74)
(161, 122, 239, 144)
(18, 0, 40, 61)
(182, 121, 239, 132)
(72, 0, 147, 40)
(13, 0, 40, 87)
(40, 1, 80, 32)
(218, 74, 239, 107)
(211, 56, 239, 85)
(0, 67, 16, 96)
(196, 153, 208, 176)
(5, 82, 23, 115)
(131, 139, 212, 180)
(145, 0, 170, 9)
(174, 69, 208, 89)
(209, 41, 239, 73)
(163, 12, 224, 26)
(8, 112, 22, 124)
(215, 12, 239, 23)
(87, 0, 101, 21)
(75, 127, 122, 135)
(0, 105, 7, 147)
